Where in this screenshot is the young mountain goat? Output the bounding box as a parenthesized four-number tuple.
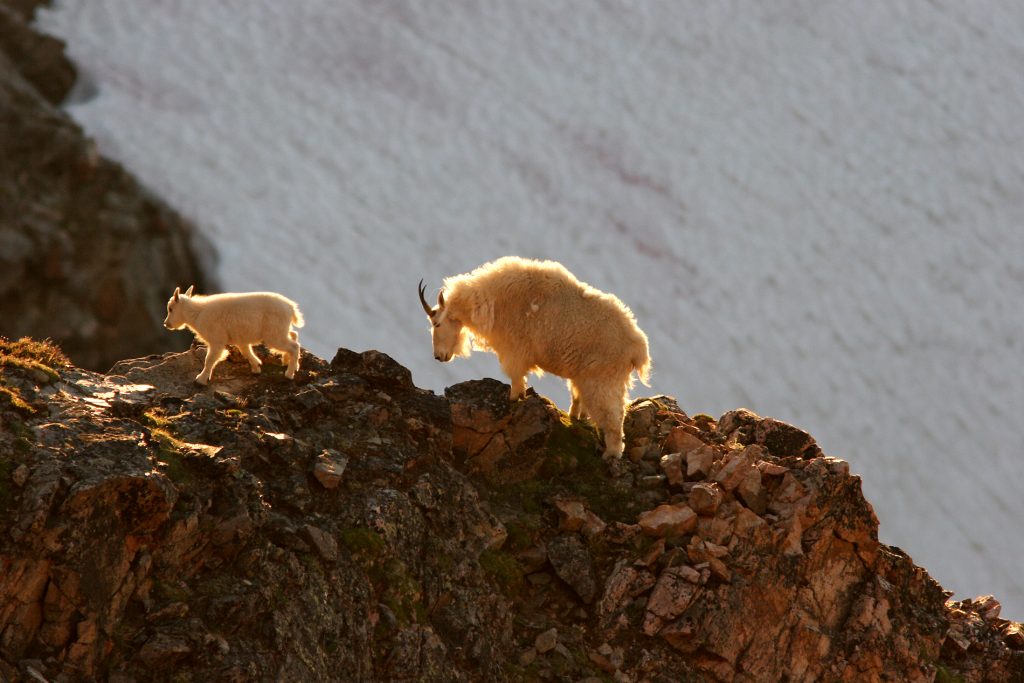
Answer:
(419, 256, 651, 459)
(163, 286, 304, 385)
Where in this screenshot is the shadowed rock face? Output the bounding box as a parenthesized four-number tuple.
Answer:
(0, 1, 211, 371)
(0, 343, 1020, 682)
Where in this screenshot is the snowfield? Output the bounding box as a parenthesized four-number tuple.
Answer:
(38, 1, 1024, 617)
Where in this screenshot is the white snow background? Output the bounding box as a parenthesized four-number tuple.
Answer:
(38, 2, 1024, 617)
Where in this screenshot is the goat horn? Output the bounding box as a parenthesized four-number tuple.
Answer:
(418, 279, 433, 316)
(437, 289, 445, 308)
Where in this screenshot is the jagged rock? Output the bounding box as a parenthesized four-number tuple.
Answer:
(302, 524, 339, 563)
(311, 448, 348, 489)
(638, 503, 697, 538)
(580, 510, 607, 539)
(686, 445, 716, 478)
(688, 482, 722, 516)
(696, 515, 733, 547)
(331, 348, 413, 392)
(643, 566, 703, 636)
(382, 625, 450, 682)
(719, 409, 822, 459)
(1005, 623, 1024, 649)
(534, 628, 558, 654)
(661, 426, 705, 455)
(445, 379, 571, 485)
(659, 451, 684, 486)
(547, 535, 597, 604)
(712, 445, 760, 491)
(597, 562, 657, 626)
(736, 465, 765, 513)
(0, 343, 1020, 682)
(553, 498, 587, 532)
(10, 464, 29, 487)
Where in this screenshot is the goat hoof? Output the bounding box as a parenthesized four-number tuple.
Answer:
(284, 370, 296, 380)
(250, 366, 262, 374)
(194, 376, 209, 386)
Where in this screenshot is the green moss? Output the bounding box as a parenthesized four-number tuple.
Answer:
(372, 558, 424, 627)
(489, 411, 641, 525)
(3, 417, 34, 459)
(692, 413, 716, 430)
(504, 517, 543, 552)
(141, 409, 170, 430)
(494, 479, 551, 517)
(150, 428, 196, 485)
(0, 386, 34, 415)
(224, 408, 245, 419)
(339, 527, 386, 559)
(546, 413, 600, 469)
(479, 548, 524, 595)
(935, 665, 966, 683)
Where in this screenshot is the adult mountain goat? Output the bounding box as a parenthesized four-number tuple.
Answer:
(419, 256, 651, 459)
(163, 286, 304, 385)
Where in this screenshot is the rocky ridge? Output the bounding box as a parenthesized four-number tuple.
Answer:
(0, 1, 211, 371)
(0, 339, 1020, 682)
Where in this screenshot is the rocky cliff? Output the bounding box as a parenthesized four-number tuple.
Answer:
(0, 2, 211, 372)
(0, 337, 1020, 682)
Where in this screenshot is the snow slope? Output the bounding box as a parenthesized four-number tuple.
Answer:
(38, 1, 1024, 617)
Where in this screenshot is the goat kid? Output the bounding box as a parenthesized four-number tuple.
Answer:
(163, 286, 304, 385)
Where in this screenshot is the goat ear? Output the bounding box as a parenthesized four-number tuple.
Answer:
(173, 286, 180, 301)
(184, 285, 195, 297)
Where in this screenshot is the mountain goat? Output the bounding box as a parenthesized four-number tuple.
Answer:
(163, 286, 304, 385)
(419, 256, 651, 459)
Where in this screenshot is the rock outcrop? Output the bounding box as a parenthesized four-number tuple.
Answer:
(0, 338, 1020, 682)
(0, 1, 211, 372)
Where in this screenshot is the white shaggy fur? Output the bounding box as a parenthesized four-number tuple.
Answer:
(163, 286, 304, 385)
(420, 256, 651, 458)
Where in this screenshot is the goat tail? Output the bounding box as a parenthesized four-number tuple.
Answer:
(633, 345, 652, 387)
(291, 304, 305, 329)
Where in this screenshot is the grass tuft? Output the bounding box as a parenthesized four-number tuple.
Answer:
(0, 336, 70, 368)
(0, 337, 69, 384)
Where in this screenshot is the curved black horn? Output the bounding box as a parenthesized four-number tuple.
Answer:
(418, 279, 433, 316)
